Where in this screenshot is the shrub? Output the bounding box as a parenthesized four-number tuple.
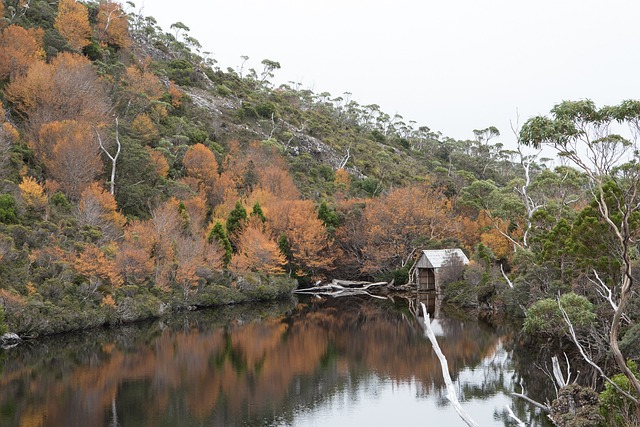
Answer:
(550, 384, 603, 427)
(0, 304, 7, 335)
(0, 194, 18, 224)
(599, 360, 639, 427)
(441, 280, 477, 307)
(523, 293, 595, 337)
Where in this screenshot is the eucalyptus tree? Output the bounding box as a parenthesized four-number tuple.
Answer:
(520, 99, 640, 413)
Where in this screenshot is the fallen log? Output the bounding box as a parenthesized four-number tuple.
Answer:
(293, 280, 388, 299)
(1, 333, 21, 349)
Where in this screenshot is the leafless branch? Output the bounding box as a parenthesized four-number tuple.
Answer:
(420, 302, 480, 427)
(557, 299, 638, 404)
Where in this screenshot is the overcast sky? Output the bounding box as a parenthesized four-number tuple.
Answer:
(140, 0, 640, 148)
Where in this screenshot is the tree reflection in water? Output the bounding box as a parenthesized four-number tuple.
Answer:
(0, 297, 553, 426)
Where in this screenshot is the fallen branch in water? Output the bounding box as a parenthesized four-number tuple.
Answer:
(1, 333, 21, 349)
(420, 302, 480, 427)
(293, 280, 388, 299)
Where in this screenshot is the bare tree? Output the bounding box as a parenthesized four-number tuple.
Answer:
(95, 118, 121, 195)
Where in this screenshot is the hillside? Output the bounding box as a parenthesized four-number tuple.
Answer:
(0, 0, 635, 344)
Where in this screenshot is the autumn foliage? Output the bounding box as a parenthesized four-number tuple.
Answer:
(37, 120, 102, 199)
(5, 52, 109, 132)
(95, 1, 130, 48)
(231, 220, 286, 275)
(55, 0, 92, 51)
(77, 183, 126, 240)
(361, 183, 461, 275)
(0, 25, 44, 80)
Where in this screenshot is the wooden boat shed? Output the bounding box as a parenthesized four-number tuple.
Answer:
(414, 249, 469, 292)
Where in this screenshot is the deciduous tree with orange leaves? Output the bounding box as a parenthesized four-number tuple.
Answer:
(77, 182, 126, 241)
(18, 176, 47, 215)
(55, 0, 91, 51)
(37, 120, 102, 199)
(119, 64, 165, 114)
(231, 220, 285, 275)
(267, 199, 334, 277)
(5, 52, 110, 133)
(361, 183, 461, 276)
(115, 219, 156, 285)
(72, 243, 123, 289)
(183, 143, 222, 206)
(0, 25, 44, 80)
(5, 52, 111, 132)
(95, 1, 130, 48)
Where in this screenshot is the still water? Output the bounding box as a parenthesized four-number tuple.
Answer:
(0, 295, 552, 427)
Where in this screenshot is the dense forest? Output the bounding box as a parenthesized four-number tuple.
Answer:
(0, 1, 639, 424)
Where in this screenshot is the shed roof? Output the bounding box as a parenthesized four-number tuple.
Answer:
(416, 249, 469, 269)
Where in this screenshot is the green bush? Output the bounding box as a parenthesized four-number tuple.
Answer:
(523, 293, 595, 337)
(0, 304, 7, 335)
(255, 102, 277, 119)
(165, 59, 196, 86)
(0, 194, 18, 224)
(441, 280, 478, 307)
(599, 360, 639, 427)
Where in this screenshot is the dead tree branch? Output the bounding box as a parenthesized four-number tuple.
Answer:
(420, 302, 480, 427)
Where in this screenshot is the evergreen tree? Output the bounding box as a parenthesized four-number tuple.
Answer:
(226, 201, 247, 235)
(208, 221, 232, 267)
(317, 200, 339, 228)
(250, 201, 266, 223)
(0, 194, 18, 224)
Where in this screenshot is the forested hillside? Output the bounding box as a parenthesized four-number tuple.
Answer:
(0, 0, 529, 332)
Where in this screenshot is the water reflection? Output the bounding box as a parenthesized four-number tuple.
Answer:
(0, 297, 551, 427)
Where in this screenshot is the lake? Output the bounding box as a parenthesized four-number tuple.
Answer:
(0, 294, 553, 426)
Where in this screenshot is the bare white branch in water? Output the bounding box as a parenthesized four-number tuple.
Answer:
(420, 302, 480, 427)
(505, 405, 526, 427)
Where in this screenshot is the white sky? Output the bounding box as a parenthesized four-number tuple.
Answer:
(140, 0, 640, 148)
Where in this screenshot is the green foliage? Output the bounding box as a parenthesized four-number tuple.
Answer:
(208, 221, 232, 267)
(441, 280, 478, 307)
(599, 360, 639, 427)
(114, 140, 163, 219)
(178, 201, 190, 231)
(370, 129, 385, 143)
(50, 192, 70, 209)
(0, 304, 7, 335)
(0, 194, 18, 224)
(317, 201, 338, 228)
(164, 59, 198, 86)
(42, 28, 69, 59)
(250, 202, 266, 223)
(353, 177, 382, 197)
(619, 323, 640, 363)
(226, 201, 247, 236)
(238, 273, 296, 302)
(523, 293, 595, 337)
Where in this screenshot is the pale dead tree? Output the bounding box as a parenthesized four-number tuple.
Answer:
(521, 100, 640, 412)
(588, 269, 631, 324)
(505, 406, 526, 427)
(515, 145, 543, 247)
(500, 263, 514, 289)
(95, 118, 121, 195)
(338, 143, 352, 169)
(268, 112, 277, 140)
(510, 114, 544, 248)
(420, 302, 480, 427)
